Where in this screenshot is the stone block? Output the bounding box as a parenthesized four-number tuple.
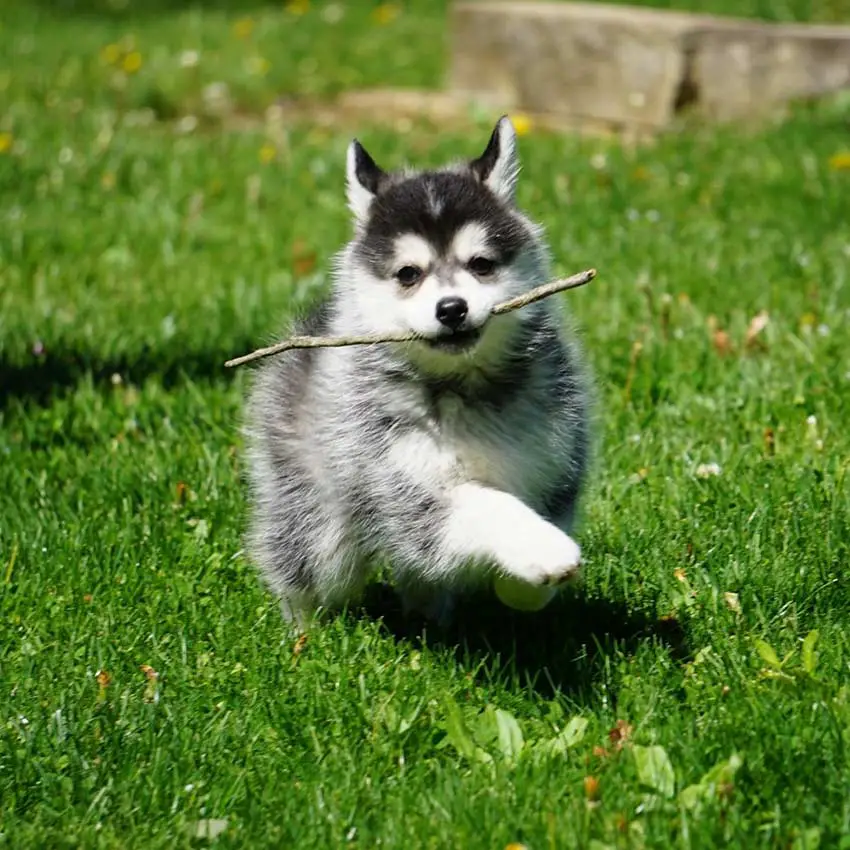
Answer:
(687, 21, 850, 121)
(450, 1, 850, 131)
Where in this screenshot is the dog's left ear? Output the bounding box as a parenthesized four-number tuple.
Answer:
(469, 115, 519, 202)
(346, 139, 386, 221)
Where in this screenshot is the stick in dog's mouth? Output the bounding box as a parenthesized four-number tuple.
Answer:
(224, 268, 596, 369)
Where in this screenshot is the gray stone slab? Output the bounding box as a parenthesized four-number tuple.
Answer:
(450, 1, 850, 130)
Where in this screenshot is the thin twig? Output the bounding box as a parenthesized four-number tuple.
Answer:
(225, 268, 596, 368)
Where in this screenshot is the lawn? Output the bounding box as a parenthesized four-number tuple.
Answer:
(2, 1, 850, 848)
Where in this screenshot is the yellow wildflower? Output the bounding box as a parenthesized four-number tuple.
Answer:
(101, 171, 116, 190)
(0, 132, 12, 154)
(247, 56, 271, 76)
(371, 3, 400, 25)
(100, 43, 121, 65)
(122, 51, 143, 74)
(510, 113, 533, 137)
(285, 0, 310, 14)
(259, 143, 276, 164)
(232, 17, 255, 39)
(828, 151, 850, 171)
(799, 312, 817, 331)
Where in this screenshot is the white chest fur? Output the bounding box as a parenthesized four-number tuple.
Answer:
(433, 393, 561, 508)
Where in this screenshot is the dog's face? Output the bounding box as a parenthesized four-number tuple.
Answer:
(339, 117, 549, 372)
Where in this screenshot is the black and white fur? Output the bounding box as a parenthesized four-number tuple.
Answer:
(244, 117, 592, 628)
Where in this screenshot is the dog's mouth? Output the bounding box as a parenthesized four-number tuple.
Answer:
(425, 327, 482, 353)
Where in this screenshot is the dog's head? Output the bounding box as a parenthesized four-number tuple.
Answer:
(337, 117, 551, 373)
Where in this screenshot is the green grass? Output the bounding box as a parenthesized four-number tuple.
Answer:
(3, 1, 850, 848)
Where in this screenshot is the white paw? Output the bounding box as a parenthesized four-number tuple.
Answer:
(496, 524, 582, 587)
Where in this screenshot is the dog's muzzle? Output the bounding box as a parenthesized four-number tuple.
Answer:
(426, 295, 483, 352)
(425, 326, 482, 353)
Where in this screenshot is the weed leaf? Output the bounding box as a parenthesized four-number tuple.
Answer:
(802, 630, 820, 676)
(553, 716, 589, 752)
(754, 638, 782, 670)
(633, 745, 676, 799)
(442, 697, 493, 765)
(442, 696, 477, 761)
(679, 753, 743, 810)
(494, 708, 524, 762)
(532, 715, 588, 762)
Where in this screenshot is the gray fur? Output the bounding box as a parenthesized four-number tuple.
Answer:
(242, 117, 593, 628)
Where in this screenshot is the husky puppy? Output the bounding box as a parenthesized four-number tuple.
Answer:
(244, 116, 592, 628)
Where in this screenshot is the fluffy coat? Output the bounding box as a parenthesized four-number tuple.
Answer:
(243, 117, 593, 627)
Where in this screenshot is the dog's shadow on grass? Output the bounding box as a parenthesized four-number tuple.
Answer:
(0, 340, 259, 412)
(352, 583, 689, 703)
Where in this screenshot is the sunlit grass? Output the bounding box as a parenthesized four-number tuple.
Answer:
(2, 1, 850, 847)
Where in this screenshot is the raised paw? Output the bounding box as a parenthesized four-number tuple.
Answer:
(497, 523, 582, 588)
(532, 533, 582, 586)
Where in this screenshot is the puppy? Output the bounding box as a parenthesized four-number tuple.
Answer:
(243, 116, 592, 628)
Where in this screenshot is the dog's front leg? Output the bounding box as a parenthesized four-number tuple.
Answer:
(442, 482, 582, 587)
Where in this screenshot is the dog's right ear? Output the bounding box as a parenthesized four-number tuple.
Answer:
(469, 116, 519, 203)
(346, 140, 386, 221)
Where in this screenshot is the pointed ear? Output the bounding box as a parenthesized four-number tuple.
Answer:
(346, 139, 386, 221)
(469, 115, 519, 202)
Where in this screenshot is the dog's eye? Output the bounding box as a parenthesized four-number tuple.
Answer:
(396, 266, 423, 287)
(467, 256, 496, 276)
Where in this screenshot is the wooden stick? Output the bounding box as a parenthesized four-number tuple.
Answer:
(225, 268, 596, 368)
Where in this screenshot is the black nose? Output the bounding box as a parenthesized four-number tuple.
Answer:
(435, 295, 468, 330)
